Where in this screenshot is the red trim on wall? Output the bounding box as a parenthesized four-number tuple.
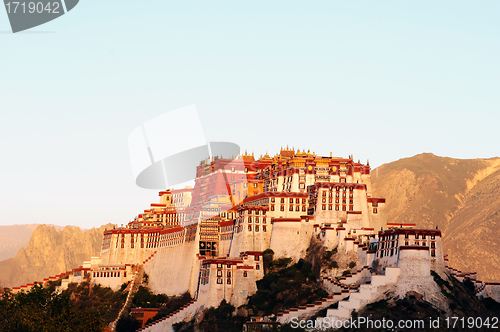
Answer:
(399, 246, 430, 251)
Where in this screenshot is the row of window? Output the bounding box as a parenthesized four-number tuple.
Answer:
(246, 209, 264, 215)
(271, 197, 307, 204)
(322, 198, 353, 204)
(270, 204, 307, 212)
(247, 217, 267, 223)
(93, 271, 126, 278)
(403, 241, 436, 248)
(248, 225, 267, 232)
(404, 233, 436, 240)
(321, 205, 353, 211)
(323, 192, 353, 198)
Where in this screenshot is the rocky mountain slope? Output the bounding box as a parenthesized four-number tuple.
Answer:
(0, 224, 114, 288)
(0, 224, 40, 261)
(372, 153, 500, 281)
(0, 224, 65, 261)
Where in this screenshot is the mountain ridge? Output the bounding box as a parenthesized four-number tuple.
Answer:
(0, 223, 114, 288)
(372, 153, 500, 281)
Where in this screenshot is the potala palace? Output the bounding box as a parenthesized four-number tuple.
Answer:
(11, 148, 500, 331)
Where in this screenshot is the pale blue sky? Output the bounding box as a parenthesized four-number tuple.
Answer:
(1, 1, 499, 228)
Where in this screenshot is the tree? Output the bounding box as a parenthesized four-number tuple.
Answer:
(263, 248, 274, 274)
(116, 315, 141, 332)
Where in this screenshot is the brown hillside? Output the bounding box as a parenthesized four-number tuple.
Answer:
(372, 153, 500, 281)
(0, 224, 113, 288)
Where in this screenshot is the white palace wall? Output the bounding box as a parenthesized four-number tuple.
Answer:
(398, 248, 430, 277)
(269, 219, 315, 262)
(145, 239, 199, 296)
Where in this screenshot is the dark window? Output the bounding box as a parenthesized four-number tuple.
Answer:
(243, 271, 248, 277)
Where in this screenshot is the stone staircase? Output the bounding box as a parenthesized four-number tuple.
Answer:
(110, 266, 144, 331)
(275, 267, 375, 323)
(276, 293, 350, 324)
(318, 267, 400, 323)
(109, 251, 157, 332)
(323, 266, 371, 292)
(137, 298, 204, 332)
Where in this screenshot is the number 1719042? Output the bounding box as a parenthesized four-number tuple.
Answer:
(5, 2, 60, 14)
(445, 317, 499, 329)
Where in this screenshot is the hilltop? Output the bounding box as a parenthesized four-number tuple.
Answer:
(372, 153, 500, 281)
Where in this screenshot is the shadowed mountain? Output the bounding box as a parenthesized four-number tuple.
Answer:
(0, 223, 114, 288)
(372, 153, 500, 281)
